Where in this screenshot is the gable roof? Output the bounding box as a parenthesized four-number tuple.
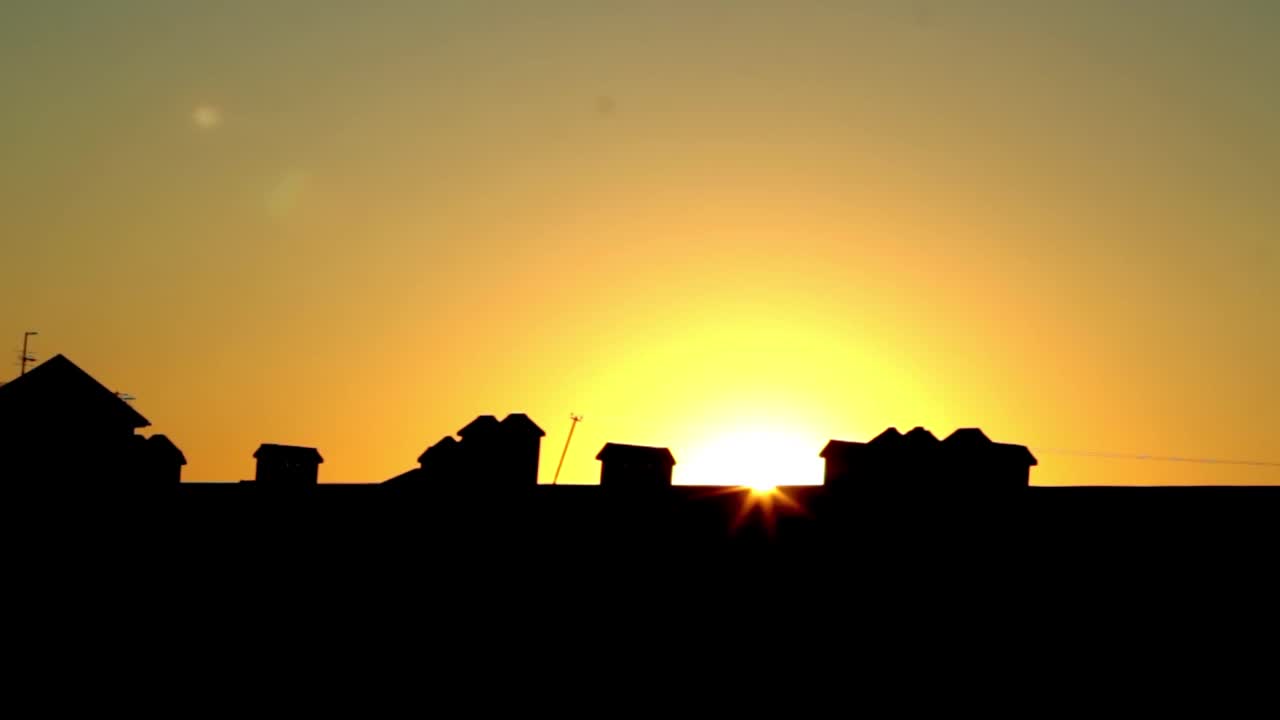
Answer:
(869, 427, 904, 446)
(0, 354, 150, 430)
(146, 434, 187, 465)
(596, 443, 676, 466)
(819, 439, 864, 458)
(943, 428, 1037, 466)
(457, 415, 501, 438)
(254, 444, 324, 464)
(417, 435, 458, 464)
(902, 426, 939, 445)
(500, 413, 545, 437)
(994, 442, 1038, 467)
(943, 428, 991, 446)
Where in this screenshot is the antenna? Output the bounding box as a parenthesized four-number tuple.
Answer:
(115, 391, 136, 403)
(19, 331, 38, 376)
(553, 413, 583, 485)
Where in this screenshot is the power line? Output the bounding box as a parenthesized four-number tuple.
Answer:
(1031, 447, 1280, 468)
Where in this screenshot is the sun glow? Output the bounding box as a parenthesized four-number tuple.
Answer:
(675, 426, 824, 489)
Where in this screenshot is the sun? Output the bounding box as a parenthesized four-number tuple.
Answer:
(675, 426, 824, 489)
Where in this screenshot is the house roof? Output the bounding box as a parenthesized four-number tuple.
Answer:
(994, 442, 1038, 467)
(819, 439, 864, 458)
(457, 415, 501, 438)
(254, 444, 324, 464)
(596, 443, 676, 466)
(943, 428, 1037, 466)
(0, 354, 151, 430)
(500, 413, 545, 437)
(943, 428, 991, 446)
(821, 425, 1038, 470)
(869, 427, 904, 446)
(902, 426, 939, 445)
(147, 434, 187, 465)
(384, 467, 424, 486)
(417, 435, 458, 464)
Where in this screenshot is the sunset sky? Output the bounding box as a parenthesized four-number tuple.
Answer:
(2, 1, 1276, 485)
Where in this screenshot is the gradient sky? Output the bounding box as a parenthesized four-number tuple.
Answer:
(2, 1, 1277, 485)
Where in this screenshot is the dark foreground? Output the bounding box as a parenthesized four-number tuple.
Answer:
(8, 482, 1279, 697)
(18, 482, 1280, 574)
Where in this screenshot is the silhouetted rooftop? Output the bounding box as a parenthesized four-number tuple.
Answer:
(902, 426, 939, 446)
(596, 443, 676, 465)
(0, 354, 150, 430)
(870, 427, 903, 446)
(417, 435, 458, 464)
(458, 415, 501, 438)
(147, 434, 187, 465)
(942, 428, 1038, 465)
(945, 428, 986, 444)
(819, 439, 861, 457)
(254, 444, 323, 463)
(500, 413, 545, 437)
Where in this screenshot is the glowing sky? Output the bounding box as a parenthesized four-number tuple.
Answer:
(2, 1, 1277, 484)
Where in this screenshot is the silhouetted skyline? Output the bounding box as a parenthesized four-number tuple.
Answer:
(1, 353, 1043, 490)
(3, 352, 1278, 487)
(3, 3, 1278, 485)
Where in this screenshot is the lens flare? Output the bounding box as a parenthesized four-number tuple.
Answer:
(192, 104, 223, 130)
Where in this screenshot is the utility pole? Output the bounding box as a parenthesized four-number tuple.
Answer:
(20, 331, 38, 376)
(553, 413, 583, 485)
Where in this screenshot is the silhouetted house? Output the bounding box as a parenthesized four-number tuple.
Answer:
(940, 428, 1038, 489)
(458, 415, 502, 442)
(419, 436, 460, 477)
(597, 444, 676, 491)
(384, 435, 462, 486)
(819, 440, 861, 487)
(141, 434, 187, 487)
(496, 413, 545, 486)
(385, 413, 544, 488)
(0, 354, 152, 486)
(900, 426, 941, 478)
(453, 413, 545, 487)
(820, 426, 1036, 492)
(820, 427, 907, 488)
(254, 444, 323, 488)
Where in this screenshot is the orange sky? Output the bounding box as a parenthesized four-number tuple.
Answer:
(2, 2, 1277, 485)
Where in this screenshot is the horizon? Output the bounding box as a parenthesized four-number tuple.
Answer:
(3, 2, 1277, 485)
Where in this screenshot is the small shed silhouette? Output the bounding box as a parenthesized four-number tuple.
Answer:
(254, 444, 323, 487)
(142, 434, 187, 486)
(597, 443, 676, 490)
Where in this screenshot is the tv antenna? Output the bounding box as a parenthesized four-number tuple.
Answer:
(553, 413, 583, 485)
(115, 391, 136, 404)
(19, 331, 38, 376)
